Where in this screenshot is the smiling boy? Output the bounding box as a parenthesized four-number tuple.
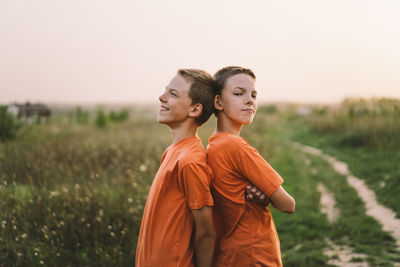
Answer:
(135, 69, 216, 267)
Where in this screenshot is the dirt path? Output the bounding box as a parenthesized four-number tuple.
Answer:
(317, 183, 339, 223)
(293, 142, 400, 247)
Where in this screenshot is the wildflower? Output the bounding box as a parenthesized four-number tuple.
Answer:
(110, 232, 115, 237)
(50, 191, 60, 198)
(21, 233, 28, 239)
(128, 197, 133, 203)
(40, 260, 44, 265)
(139, 164, 147, 172)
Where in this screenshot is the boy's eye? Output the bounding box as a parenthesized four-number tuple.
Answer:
(252, 94, 257, 99)
(234, 93, 243, 96)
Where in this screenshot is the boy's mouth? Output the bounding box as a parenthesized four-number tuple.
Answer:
(160, 106, 170, 111)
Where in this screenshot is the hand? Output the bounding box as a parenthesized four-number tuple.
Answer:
(245, 184, 271, 206)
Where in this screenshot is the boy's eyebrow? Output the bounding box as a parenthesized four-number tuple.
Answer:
(166, 87, 179, 93)
(233, 87, 257, 93)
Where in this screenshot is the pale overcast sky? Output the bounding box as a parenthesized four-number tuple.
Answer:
(1, 0, 399, 104)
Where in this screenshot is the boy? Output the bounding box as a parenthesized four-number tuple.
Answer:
(208, 66, 295, 266)
(135, 69, 216, 267)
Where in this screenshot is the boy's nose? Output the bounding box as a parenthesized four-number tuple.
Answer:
(159, 92, 167, 103)
(246, 95, 255, 105)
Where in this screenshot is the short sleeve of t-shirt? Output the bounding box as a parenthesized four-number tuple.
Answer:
(178, 162, 214, 210)
(234, 139, 283, 197)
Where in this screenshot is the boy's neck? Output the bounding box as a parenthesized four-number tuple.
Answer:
(169, 121, 199, 144)
(215, 113, 242, 136)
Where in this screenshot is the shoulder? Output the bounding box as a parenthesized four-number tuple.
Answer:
(208, 133, 246, 149)
(208, 133, 250, 155)
(178, 140, 208, 166)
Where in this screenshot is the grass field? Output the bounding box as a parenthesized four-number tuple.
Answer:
(1, 100, 399, 266)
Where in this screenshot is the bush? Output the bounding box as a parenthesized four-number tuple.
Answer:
(339, 131, 368, 147)
(75, 107, 89, 124)
(0, 105, 21, 142)
(109, 109, 129, 123)
(95, 109, 108, 129)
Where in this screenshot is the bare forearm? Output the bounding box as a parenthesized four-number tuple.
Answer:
(270, 187, 296, 213)
(194, 233, 215, 267)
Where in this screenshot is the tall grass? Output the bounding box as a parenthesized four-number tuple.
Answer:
(0, 107, 170, 266)
(307, 98, 400, 148)
(0, 105, 21, 142)
(2, 102, 399, 266)
(289, 98, 400, 219)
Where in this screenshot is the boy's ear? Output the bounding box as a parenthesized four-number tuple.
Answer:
(189, 103, 203, 118)
(214, 95, 223, 111)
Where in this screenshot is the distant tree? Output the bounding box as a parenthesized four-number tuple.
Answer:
(75, 107, 89, 124)
(109, 109, 130, 122)
(0, 105, 21, 142)
(95, 109, 108, 128)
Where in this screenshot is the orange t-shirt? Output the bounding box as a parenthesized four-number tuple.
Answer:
(207, 132, 284, 267)
(136, 136, 214, 267)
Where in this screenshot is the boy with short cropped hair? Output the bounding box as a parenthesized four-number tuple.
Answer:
(208, 66, 295, 266)
(135, 69, 216, 267)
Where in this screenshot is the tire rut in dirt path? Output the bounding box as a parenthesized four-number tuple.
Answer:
(293, 142, 400, 248)
(317, 183, 339, 223)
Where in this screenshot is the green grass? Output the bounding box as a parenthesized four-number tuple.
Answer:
(290, 116, 400, 219)
(0, 113, 168, 266)
(1, 103, 399, 266)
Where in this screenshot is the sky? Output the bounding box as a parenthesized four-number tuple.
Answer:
(1, 0, 399, 105)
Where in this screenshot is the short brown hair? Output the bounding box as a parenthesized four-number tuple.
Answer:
(177, 69, 216, 125)
(214, 66, 256, 95)
(213, 66, 256, 115)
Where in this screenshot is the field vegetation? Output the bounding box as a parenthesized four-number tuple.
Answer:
(289, 98, 400, 218)
(1, 99, 399, 266)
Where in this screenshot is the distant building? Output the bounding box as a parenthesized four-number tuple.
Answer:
(9, 103, 51, 123)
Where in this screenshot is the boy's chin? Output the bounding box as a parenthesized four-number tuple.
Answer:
(156, 116, 167, 124)
(239, 118, 254, 125)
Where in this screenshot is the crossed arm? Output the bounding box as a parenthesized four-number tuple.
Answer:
(246, 184, 295, 213)
(192, 206, 215, 267)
